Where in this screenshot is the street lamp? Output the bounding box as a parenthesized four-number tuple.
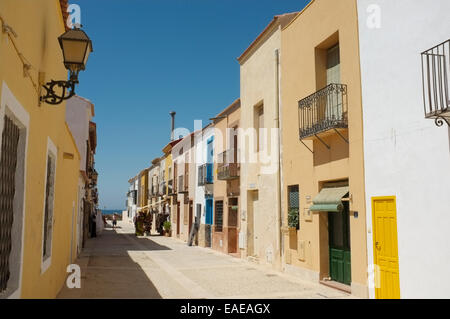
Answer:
(40, 27, 93, 105)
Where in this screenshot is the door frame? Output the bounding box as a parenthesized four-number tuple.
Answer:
(328, 201, 351, 286)
(371, 195, 400, 299)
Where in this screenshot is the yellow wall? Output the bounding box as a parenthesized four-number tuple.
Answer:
(139, 169, 149, 209)
(280, 0, 368, 297)
(0, 0, 82, 298)
(239, 23, 283, 269)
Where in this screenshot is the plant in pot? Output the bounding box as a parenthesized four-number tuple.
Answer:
(163, 221, 171, 237)
(288, 208, 299, 231)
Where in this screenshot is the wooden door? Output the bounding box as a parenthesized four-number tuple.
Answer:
(372, 197, 400, 299)
(188, 200, 193, 234)
(328, 201, 351, 285)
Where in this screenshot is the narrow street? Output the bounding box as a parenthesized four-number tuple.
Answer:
(57, 221, 352, 299)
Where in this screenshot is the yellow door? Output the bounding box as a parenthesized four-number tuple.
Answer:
(372, 196, 400, 299)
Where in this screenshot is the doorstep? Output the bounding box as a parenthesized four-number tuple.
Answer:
(319, 280, 351, 294)
(228, 252, 241, 259)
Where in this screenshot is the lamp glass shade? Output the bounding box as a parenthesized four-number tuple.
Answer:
(58, 28, 93, 71)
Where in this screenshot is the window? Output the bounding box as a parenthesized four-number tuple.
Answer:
(214, 200, 224, 232)
(0, 116, 20, 293)
(195, 204, 202, 225)
(288, 185, 300, 230)
(42, 140, 57, 272)
(254, 104, 264, 152)
(0, 86, 29, 298)
(326, 44, 341, 85)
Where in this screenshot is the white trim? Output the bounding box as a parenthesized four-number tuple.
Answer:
(40, 137, 57, 275)
(0, 81, 29, 299)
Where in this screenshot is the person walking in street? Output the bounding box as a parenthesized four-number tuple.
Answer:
(91, 212, 97, 238)
(112, 214, 117, 229)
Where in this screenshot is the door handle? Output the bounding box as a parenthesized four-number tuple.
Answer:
(375, 241, 381, 250)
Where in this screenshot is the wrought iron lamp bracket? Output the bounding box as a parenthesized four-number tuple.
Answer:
(40, 70, 80, 105)
(434, 116, 450, 127)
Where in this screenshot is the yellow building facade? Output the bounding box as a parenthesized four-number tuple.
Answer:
(280, 0, 368, 298)
(0, 0, 82, 298)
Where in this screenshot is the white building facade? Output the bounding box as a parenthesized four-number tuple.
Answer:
(194, 124, 215, 247)
(357, 0, 450, 298)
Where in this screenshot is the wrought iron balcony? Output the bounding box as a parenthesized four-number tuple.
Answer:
(218, 163, 239, 180)
(421, 39, 450, 127)
(298, 83, 348, 140)
(217, 150, 239, 180)
(198, 163, 213, 186)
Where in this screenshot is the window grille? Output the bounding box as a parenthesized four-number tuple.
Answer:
(43, 154, 55, 259)
(215, 200, 224, 232)
(288, 185, 300, 230)
(0, 116, 20, 292)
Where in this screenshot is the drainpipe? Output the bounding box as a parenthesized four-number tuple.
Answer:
(275, 48, 284, 271)
(170, 111, 176, 141)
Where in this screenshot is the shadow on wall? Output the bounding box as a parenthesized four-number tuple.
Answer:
(313, 132, 349, 166)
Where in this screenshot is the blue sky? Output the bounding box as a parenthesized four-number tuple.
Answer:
(73, 0, 309, 210)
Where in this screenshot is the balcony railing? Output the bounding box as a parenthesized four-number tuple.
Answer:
(298, 83, 348, 139)
(217, 150, 239, 180)
(198, 163, 213, 186)
(421, 39, 450, 126)
(218, 163, 239, 180)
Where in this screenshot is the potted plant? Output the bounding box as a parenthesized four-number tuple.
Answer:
(163, 221, 171, 237)
(288, 208, 299, 231)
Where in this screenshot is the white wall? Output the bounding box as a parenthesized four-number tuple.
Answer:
(66, 96, 93, 171)
(195, 127, 214, 225)
(357, 0, 450, 298)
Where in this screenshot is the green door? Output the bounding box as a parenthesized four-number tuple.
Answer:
(328, 201, 351, 285)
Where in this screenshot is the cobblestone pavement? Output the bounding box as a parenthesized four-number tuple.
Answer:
(57, 221, 353, 299)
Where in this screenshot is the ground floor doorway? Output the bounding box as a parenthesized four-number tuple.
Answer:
(328, 201, 351, 285)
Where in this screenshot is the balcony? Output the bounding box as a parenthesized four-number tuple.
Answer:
(217, 150, 239, 180)
(421, 39, 450, 127)
(218, 163, 239, 180)
(198, 163, 213, 186)
(298, 83, 348, 140)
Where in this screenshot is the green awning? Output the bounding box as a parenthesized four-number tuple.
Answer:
(309, 186, 349, 213)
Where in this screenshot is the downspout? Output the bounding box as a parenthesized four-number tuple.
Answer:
(275, 47, 284, 270)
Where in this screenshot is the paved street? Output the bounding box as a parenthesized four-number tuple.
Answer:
(57, 221, 352, 299)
